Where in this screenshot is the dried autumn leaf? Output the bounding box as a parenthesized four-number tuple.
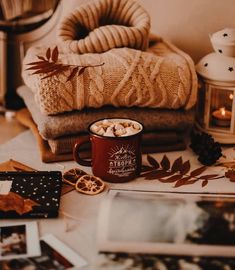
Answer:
(26, 62, 55, 71)
(144, 170, 173, 180)
(160, 155, 170, 170)
(174, 176, 193, 187)
(141, 165, 154, 173)
(159, 174, 183, 183)
(51, 46, 59, 62)
(147, 155, 159, 169)
(202, 180, 208, 187)
(35, 64, 63, 74)
(26, 60, 47, 65)
(66, 67, 79, 82)
(171, 156, 183, 173)
(46, 47, 51, 60)
(0, 192, 39, 215)
(190, 166, 207, 177)
(42, 66, 69, 79)
(78, 66, 86, 75)
(180, 160, 191, 175)
(199, 174, 219, 180)
(37, 55, 46, 61)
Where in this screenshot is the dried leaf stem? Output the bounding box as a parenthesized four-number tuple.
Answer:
(141, 154, 223, 188)
(26, 46, 104, 81)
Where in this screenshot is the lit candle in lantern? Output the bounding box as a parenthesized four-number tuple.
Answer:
(212, 107, 232, 127)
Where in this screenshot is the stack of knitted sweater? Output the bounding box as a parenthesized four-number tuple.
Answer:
(18, 0, 197, 163)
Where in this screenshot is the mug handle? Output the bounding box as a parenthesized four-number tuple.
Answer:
(73, 137, 92, 167)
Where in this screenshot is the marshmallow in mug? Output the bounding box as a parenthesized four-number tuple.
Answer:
(90, 119, 142, 137)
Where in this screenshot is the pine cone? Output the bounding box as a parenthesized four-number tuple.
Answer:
(190, 132, 222, 166)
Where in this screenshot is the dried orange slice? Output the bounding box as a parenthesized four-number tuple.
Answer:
(75, 175, 105, 195)
(62, 168, 86, 186)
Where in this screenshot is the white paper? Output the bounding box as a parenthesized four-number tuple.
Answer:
(0, 180, 12, 195)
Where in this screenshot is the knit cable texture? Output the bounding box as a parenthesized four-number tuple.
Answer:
(57, 0, 150, 53)
(22, 37, 198, 115)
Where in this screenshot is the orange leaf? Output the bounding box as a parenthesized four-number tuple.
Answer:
(160, 155, 170, 170)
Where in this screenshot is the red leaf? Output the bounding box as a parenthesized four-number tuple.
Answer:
(159, 174, 183, 183)
(199, 174, 219, 180)
(26, 60, 47, 65)
(190, 166, 207, 177)
(160, 155, 170, 170)
(26, 62, 54, 70)
(180, 160, 191, 175)
(78, 67, 86, 75)
(46, 48, 51, 60)
(42, 66, 69, 79)
(202, 180, 208, 187)
(141, 165, 154, 173)
(31, 64, 62, 75)
(66, 67, 79, 82)
(37, 55, 46, 61)
(171, 156, 183, 173)
(144, 170, 173, 180)
(147, 155, 159, 169)
(174, 176, 192, 187)
(51, 46, 59, 62)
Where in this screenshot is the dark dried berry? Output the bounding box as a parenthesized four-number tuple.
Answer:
(190, 131, 222, 166)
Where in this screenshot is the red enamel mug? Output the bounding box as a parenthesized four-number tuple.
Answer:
(73, 118, 143, 183)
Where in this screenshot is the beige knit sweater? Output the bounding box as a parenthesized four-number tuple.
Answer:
(22, 0, 197, 115)
(57, 0, 150, 53)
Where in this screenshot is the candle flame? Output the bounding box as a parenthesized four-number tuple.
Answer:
(220, 107, 226, 116)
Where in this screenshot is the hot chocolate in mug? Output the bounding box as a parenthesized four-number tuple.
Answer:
(73, 118, 143, 183)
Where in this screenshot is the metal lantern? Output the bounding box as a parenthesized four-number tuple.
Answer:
(196, 28, 235, 144)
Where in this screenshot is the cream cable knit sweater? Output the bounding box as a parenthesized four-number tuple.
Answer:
(22, 37, 197, 115)
(57, 0, 150, 53)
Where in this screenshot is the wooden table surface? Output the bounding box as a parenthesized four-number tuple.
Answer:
(0, 113, 26, 145)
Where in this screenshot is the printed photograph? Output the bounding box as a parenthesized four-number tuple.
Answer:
(97, 252, 235, 270)
(0, 225, 27, 258)
(1, 241, 73, 270)
(0, 222, 40, 261)
(107, 191, 235, 247)
(1, 234, 87, 270)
